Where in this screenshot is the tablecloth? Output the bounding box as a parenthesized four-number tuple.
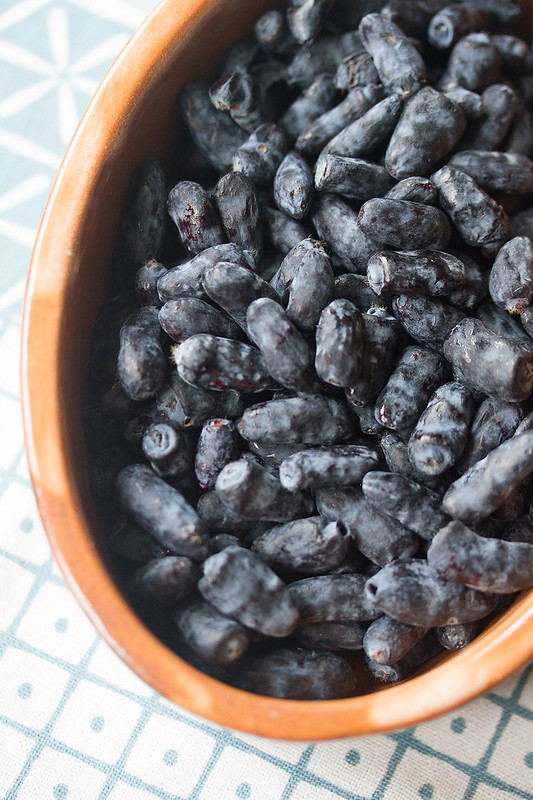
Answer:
(2, 1, 533, 798)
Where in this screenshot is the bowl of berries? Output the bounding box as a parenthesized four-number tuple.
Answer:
(22, 0, 533, 739)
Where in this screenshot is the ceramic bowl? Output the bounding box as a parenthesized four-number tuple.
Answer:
(22, 0, 533, 739)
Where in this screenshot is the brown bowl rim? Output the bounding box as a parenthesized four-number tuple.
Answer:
(21, 0, 533, 740)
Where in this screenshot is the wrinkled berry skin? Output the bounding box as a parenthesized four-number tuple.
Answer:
(213, 172, 263, 262)
(198, 546, 300, 637)
(120, 161, 167, 265)
(238, 395, 353, 445)
(167, 181, 225, 256)
(362, 471, 450, 541)
(209, 72, 269, 133)
(252, 517, 349, 574)
(374, 346, 447, 432)
(385, 87, 466, 180)
(215, 458, 314, 521)
(131, 556, 198, 608)
(443, 318, 533, 402)
(173, 601, 251, 665)
(367, 250, 465, 298)
(274, 151, 314, 220)
(238, 648, 357, 700)
(443, 431, 533, 524)
(280, 445, 379, 491)
(408, 382, 475, 476)
(428, 520, 533, 594)
(489, 237, 533, 316)
(315, 299, 364, 387)
(358, 13, 426, 99)
(173, 333, 275, 394)
(365, 559, 494, 627)
(358, 199, 451, 251)
(117, 307, 166, 401)
(431, 166, 509, 247)
(116, 465, 210, 560)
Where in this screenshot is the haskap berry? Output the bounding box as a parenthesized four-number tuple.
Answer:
(85, 0, 533, 700)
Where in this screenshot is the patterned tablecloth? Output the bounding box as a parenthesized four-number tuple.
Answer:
(2, 1, 533, 798)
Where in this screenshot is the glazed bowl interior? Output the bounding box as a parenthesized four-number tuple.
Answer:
(22, 0, 533, 740)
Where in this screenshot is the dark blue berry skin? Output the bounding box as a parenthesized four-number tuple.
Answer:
(476, 302, 533, 349)
(366, 632, 444, 683)
(213, 172, 263, 262)
(195, 418, 240, 489)
(156, 243, 252, 303)
(365, 559, 494, 627)
(431, 166, 509, 247)
(503, 515, 533, 544)
(514, 413, 533, 438)
(362, 471, 450, 541)
(254, 9, 295, 55)
(380, 0, 440, 37)
(384, 176, 437, 205)
(278, 74, 338, 140)
(109, 515, 172, 563)
(462, 0, 520, 23)
(443, 318, 533, 402)
(392, 295, 466, 355)
(446, 250, 487, 311)
(428, 4, 488, 50)
(196, 490, 262, 537)
(238, 395, 353, 445)
(215, 458, 314, 522)
(287, 0, 330, 44)
(167, 181, 225, 256)
(428, 519, 533, 594)
(134, 260, 167, 306)
(345, 308, 400, 409)
(173, 601, 251, 664)
(233, 123, 288, 185)
(273, 151, 314, 220)
(522, 307, 533, 341)
(271, 239, 334, 332)
(119, 161, 167, 266)
(312, 193, 379, 274)
(315, 299, 364, 387)
(261, 206, 313, 255)
(173, 333, 275, 394)
(238, 648, 357, 699)
(352, 402, 387, 437)
(169, 372, 244, 427)
(116, 464, 210, 560)
(443, 432, 533, 524)
(363, 615, 428, 666)
(315, 155, 395, 201)
(199, 546, 300, 636)
(203, 260, 281, 334)
(295, 84, 383, 156)
(491, 33, 528, 71)
(142, 422, 194, 480)
(131, 556, 198, 608)
(408, 382, 476, 476)
(441, 84, 483, 120)
(444, 33, 502, 92)
(321, 95, 402, 160)
(285, 31, 362, 88)
(436, 622, 479, 650)
(209, 533, 246, 553)
(385, 88, 466, 180)
(279, 445, 380, 491)
(333, 273, 384, 313)
(158, 297, 242, 343)
(489, 237, 533, 316)
(179, 81, 247, 172)
(460, 84, 517, 152)
(289, 574, 379, 623)
(374, 345, 447, 432)
(334, 51, 380, 91)
(358, 13, 427, 99)
(316, 486, 419, 566)
(358, 199, 451, 252)
(246, 298, 315, 392)
(209, 72, 270, 133)
(294, 621, 366, 651)
(252, 516, 350, 574)
(367, 250, 465, 298)
(117, 307, 166, 402)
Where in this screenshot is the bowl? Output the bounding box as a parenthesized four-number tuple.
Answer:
(21, 0, 533, 739)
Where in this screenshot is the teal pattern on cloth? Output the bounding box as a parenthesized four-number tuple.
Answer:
(1, 1, 533, 797)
